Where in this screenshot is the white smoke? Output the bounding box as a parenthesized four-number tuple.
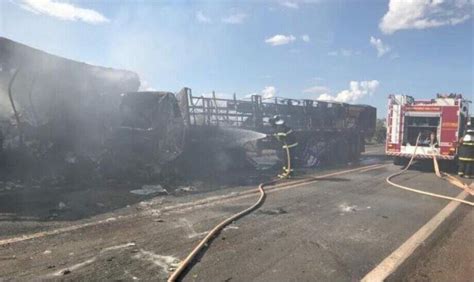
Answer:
(138, 79, 156, 91)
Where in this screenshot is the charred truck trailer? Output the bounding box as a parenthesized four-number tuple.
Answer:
(0, 37, 375, 180)
(171, 88, 376, 170)
(386, 94, 470, 165)
(113, 89, 375, 177)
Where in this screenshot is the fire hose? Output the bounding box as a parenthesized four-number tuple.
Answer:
(386, 134, 474, 206)
(167, 145, 291, 281)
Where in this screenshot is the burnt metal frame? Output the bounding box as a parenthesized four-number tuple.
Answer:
(184, 90, 375, 135)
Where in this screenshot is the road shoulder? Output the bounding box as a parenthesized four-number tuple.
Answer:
(402, 207, 474, 281)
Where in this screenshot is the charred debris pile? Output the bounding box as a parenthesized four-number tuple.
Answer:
(0, 37, 376, 188)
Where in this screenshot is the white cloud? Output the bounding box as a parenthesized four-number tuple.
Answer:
(262, 86, 277, 99)
(303, 85, 330, 95)
(317, 93, 335, 101)
(328, 49, 360, 57)
(370, 36, 391, 57)
(202, 92, 233, 99)
(265, 34, 296, 46)
(340, 49, 354, 57)
(18, 0, 109, 24)
(222, 12, 247, 24)
(317, 80, 380, 103)
(390, 52, 400, 60)
(196, 11, 211, 23)
(380, 0, 472, 34)
(310, 76, 324, 82)
(301, 34, 310, 42)
(280, 1, 299, 9)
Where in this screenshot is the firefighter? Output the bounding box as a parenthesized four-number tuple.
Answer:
(269, 115, 298, 178)
(458, 125, 474, 178)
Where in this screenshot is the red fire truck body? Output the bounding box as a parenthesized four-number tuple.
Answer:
(386, 94, 470, 164)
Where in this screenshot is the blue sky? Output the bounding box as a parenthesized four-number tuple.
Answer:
(1, 0, 472, 117)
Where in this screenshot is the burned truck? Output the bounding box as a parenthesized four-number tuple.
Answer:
(172, 88, 376, 171)
(105, 88, 375, 179)
(0, 37, 375, 182)
(0, 37, 141, 179)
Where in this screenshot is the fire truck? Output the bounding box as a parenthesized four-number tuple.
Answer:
(386, 94, 470, 165)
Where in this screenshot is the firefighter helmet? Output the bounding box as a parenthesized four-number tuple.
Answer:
(269, 115, 280, 125)
(272, 115, 285, 126)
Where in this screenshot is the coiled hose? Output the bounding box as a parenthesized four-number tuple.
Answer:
(167, 146, 291, 281)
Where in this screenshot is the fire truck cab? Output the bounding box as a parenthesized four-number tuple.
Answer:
(386, 94, 470, 165)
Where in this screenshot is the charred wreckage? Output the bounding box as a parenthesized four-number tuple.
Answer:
(0, 37, 376, 184)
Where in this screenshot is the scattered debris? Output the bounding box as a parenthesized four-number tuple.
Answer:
(130, 185, 168, 196)
(124, 270, 139, 280)
(258, 207, 288, 215)
(52, 257, 97, 276)
(178, 218, 208, 239)
(43, 250, 52, 255)
(58, 202, 67, 210)
(224, 225, 239, 231)
(132, 249, 180, 273)
(101, 242, 136, 253)
(1, 182, 24, 192)
(175, 186, 196, 193)
(339, 202, 357, 213)
(48, 242, 136, 277)
(64, 152, 77, 164)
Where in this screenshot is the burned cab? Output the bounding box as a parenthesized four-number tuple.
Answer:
(101, 92, 186, 178)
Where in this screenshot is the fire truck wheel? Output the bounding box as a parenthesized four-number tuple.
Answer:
(393, 157, 408, 166)
(438, 159, 457, 173)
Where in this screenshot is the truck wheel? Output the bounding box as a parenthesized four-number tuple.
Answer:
(438, 160, 457, 173)
(393, 157, 408, 166)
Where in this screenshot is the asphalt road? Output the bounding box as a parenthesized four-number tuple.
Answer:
(0, 146, 472, 281)
(403, 206, 473, 281)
